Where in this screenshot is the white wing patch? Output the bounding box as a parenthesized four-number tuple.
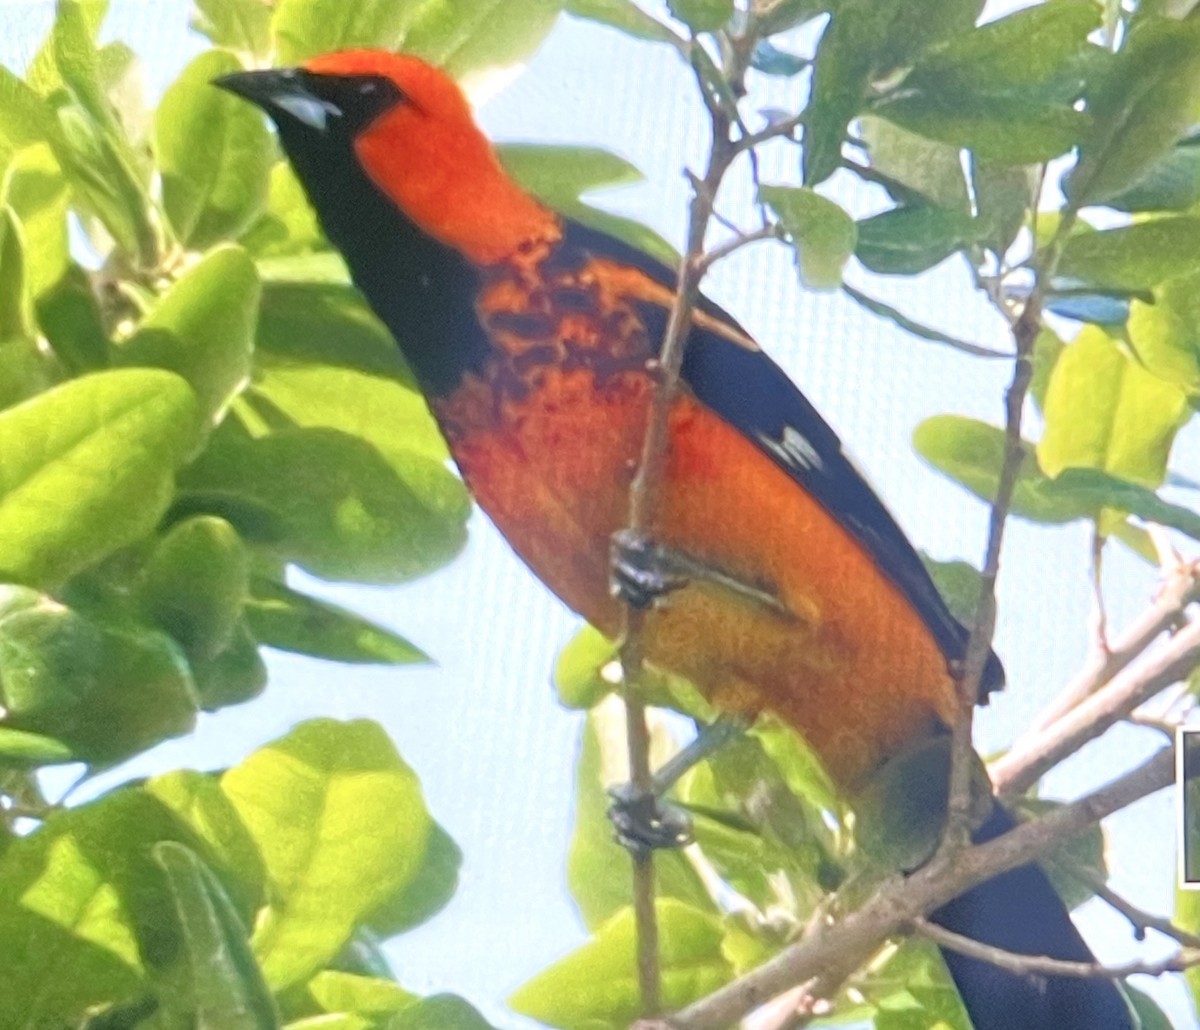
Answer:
(758, 425, 826, 473)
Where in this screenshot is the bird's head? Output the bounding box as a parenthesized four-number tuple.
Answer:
(215, 50, 555, 263)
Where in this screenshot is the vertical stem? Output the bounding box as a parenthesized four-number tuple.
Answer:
(615, 53, 738, 1014)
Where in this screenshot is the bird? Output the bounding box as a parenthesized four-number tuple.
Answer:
(216, 51, 1134, 1029)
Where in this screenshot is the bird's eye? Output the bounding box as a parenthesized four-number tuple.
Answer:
(358, 81, 378, 96)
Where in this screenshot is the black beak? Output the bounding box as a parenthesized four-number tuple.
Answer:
(213, 69, 336, 131)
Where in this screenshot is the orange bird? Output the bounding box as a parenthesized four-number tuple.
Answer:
(218, 52, 1132, 1029)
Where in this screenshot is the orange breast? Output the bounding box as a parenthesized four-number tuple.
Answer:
(436, 364, 956, 789)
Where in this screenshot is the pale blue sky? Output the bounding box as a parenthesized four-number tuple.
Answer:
(2, 1, 1196, 1026)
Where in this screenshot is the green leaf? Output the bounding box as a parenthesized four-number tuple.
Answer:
(35, 262, 111, 374)
(138, 516, 250, 663)
(918, 554, 982, 627)
(245, 577, 428, 665)
(567, 702, 716, 929)
(366, 820, 461, 937)
(157, 51, 274, 249)
(0, 64, 61, 151)
(145, 768, 267, 919)
(150, 842, 280, 1030)
(0, 596, 198, 766)
(1128, 271, 1200, 395)
(510, 899, 732, 1029)
(0, 725, 76, 767)
(0, 787, 244, 1027)
(874, 91, 1087, 165)
(759, 185, 856, 289)
(307, 971, 416, 1017)
(1069, 18, 1200, 208)
(859, 115, 970, 212)
(906, 0, 1100, 98)
(1050, 467, 1200, 541)
(192, 0, 274, 58)
(667, 0, 732, 33)
(399, 0, 562, 82)
(854, 205, 978, 276)
(242, 163, 325, 257)
(273, 0, 560, 80)
(564, 0, 679, 43)
(115, 244, 259, 423)
(1030, 328, 1065, 415)
(1124, 985, 1173, 1030)
(804, 0, 982, 185)
(1010, 798, 1107, 911)
(0, 369, 200, 588)
(220, 719, 433, 989)
(190, 620, 268, 712)
(498, 143, 678, 266)
(854, 940, 971, 1030)
(0, 207, 33, 343)
(1105, 139, 1200, 213)
(178, 424, 468, 585)
(251, 280, 447, 463)
(912, 415, 1082, 524)
(1057, 217, 1200, 291)
(1038, 325, 1188, 487)
(390, 995, 499, 1030)
(971, 159, 1038, 258)
(3, 143, 70, 299)
(757, 0, 827, 35)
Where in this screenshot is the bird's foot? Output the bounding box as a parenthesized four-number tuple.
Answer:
(607, 782, 693, 857)
(609, 529, 690, 610)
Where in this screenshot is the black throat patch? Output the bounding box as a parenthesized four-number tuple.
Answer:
(274, 120, 493, 396)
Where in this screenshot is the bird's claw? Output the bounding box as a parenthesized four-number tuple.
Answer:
(607, 782, 693, 857)
(610, 529, 689, 610)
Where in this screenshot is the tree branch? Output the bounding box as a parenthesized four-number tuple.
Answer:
(645, 746, 1176, 1030)
(915, 919, 1200, 981)
(990, 615, 1200, 799)
(1026, 562, 1200, 737)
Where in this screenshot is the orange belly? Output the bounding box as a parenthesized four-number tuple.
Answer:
(437, 365, 956, 788)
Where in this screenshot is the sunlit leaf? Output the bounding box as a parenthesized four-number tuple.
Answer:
(1039, 326, 1188, 487)
(1128, 271, 1200, 396)
(0, 369, 200, 588)
(1069, 18, 1200, 208)
(245, 577, 428, 665)
(854, 205, 978, 275)
(177, 424, 468, 585)
(510, 899, 732, 1029)
(564, 0, 679, 43)
(192, 0, 273, 58)
(150, 841, 280, 1030)
(760, 185, 856, 288)
(221, 719, 433, 989)
(115, 244, 259, 423)
(667, 0, 733, 33)
(157, 50, 274, 249)
(1058, 218, 1200, 291)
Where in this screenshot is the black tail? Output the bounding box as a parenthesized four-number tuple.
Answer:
(931, 803, 1133, 1029)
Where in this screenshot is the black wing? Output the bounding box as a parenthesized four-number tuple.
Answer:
(563, 220, 1005, 698)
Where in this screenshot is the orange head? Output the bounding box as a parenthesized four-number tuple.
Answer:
(215, 50, 557, 264)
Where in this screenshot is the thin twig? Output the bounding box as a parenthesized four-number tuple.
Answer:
(842, 283, 1012, 359)
(939, 209, 1078, 856)
(1027, 560, 1200, 736)
(615, 32, 748, 1018)
(698, 222, 784, 271)
(642, 746, 1177, 1030)
(991, 615, 1200, 799)
(1084, 872, 1200, 948)
(915, 919, 1200, 981)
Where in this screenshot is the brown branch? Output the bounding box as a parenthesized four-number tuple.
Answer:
(1026, 561, 1200, 736)
(697, 222, 785, 271)
(1084, 872, 1200, 948)
(939, 296, 1041, 854)
(990, 615, 1200, 799)
(644, 746, 1175, 1030)
(615, 31, 751, 1018)
(915, 919, 1200, 981)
